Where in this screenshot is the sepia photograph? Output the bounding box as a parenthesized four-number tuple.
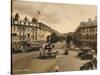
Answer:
(11, 0, 97, 74)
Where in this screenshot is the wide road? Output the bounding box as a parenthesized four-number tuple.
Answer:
(12, 41, 96, 74)
(48, 50, 94, 72)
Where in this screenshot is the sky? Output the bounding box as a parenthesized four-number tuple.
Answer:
(12, 0, 97, 33)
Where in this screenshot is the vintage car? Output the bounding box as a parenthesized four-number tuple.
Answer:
(78, 47, 93, 60)
(64, 49, 68, 55)
(39, 51, 56, 59)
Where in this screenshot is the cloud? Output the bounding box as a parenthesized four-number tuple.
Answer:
(12, 1, 96, 33)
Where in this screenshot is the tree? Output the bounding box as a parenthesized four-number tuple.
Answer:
(51, 33, 58, 43)
(66, 35, 72, 48)
(14, 13, 20, 21)
(46, 33, 58, 48)
(72, 36, 81, 47)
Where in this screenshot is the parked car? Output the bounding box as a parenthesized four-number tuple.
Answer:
(80, 60, 94, 70)
(78, 47, 93, 60)
(64, 49, 68, 55)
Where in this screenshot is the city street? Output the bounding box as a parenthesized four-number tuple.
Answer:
(11, 1, 97, 74)
(12, 42, 96, 74)
(11, 2, 97, 75)
(48, 50, 90, 72)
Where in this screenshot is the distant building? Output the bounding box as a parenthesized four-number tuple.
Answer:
(73, 17, 97, 50)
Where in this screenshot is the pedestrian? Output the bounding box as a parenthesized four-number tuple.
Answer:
(54, 65, 60, 72)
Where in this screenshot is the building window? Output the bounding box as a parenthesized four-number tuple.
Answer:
(14, 26, 16, 31)
(95, 28, 97, 32)
(81, 29, 83, 33)
(32, 35, 34, 40)
(16, 27, 18, 32)
(89, 28, 90, 32)
(28, 28, 29, 32)
(27, 34, 30, 39)
(87, 28, 89, 32)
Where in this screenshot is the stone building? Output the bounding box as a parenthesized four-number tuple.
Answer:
(11, 18, 59, 49)
(73, 17, 97, 50)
